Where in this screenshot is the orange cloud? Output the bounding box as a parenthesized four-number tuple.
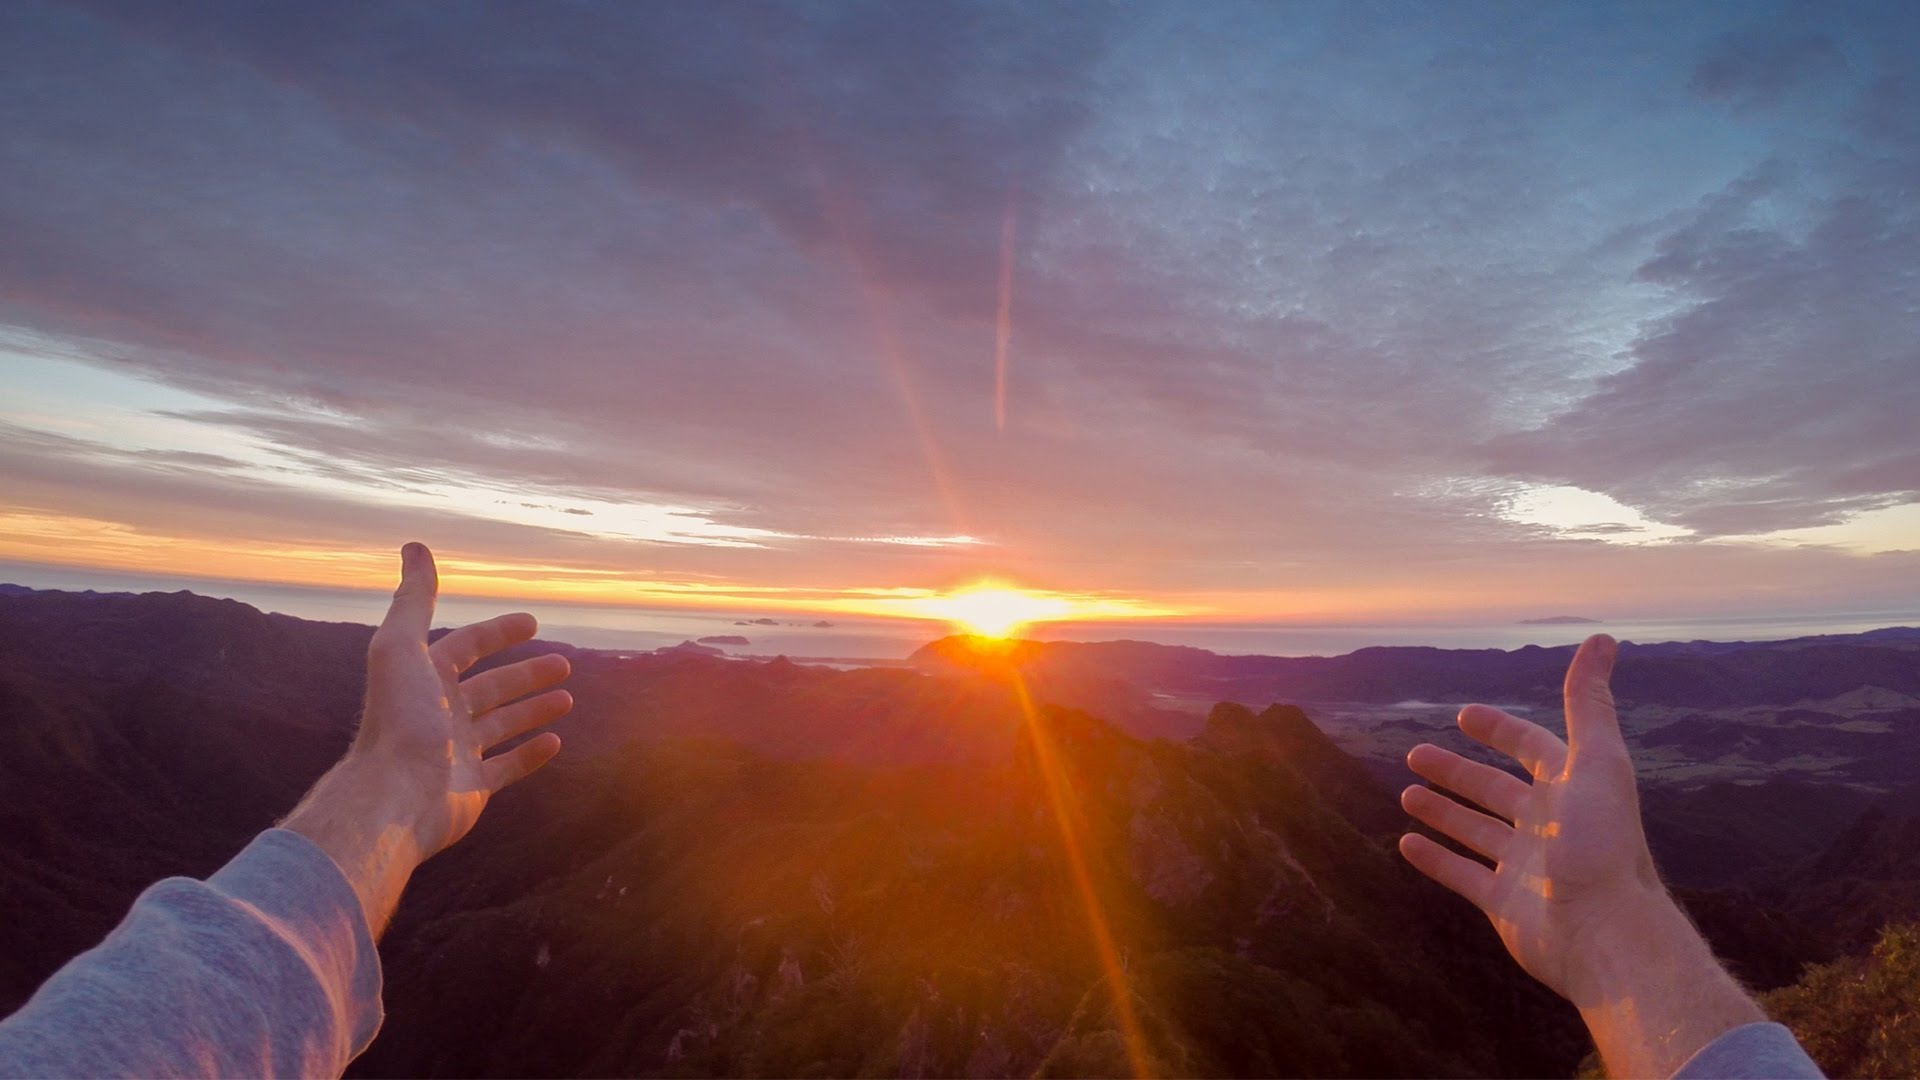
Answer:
(0, 506, 1186, 625)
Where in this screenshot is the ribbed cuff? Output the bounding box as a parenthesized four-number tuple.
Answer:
(1672, 1021, 1824, 1079)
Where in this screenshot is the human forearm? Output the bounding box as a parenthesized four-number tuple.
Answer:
(1, 543, 562, 1077)
(0, 830, 383, 1077)
(1568, 884, 1764, 1079)
(280, 752, 432, 939)
(1401, 637, 1811, 1079)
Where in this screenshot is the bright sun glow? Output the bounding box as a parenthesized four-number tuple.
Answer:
(915, 583, 1077, 638)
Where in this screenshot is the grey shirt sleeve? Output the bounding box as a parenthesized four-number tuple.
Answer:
(1672, 1021, 1824, 1079)
(0, 828, 382, 1079)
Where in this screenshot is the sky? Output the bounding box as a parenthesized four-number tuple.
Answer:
(2, 0, 1917, 640)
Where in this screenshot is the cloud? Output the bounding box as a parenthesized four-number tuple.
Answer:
(1483, 51, 1920, 535)
(57, 0, 1110, 324)
(1690, 29, 1845, 110)
(0, 1, 1915, 618)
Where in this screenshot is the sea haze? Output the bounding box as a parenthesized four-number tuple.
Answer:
(3, 560, 1913, 660)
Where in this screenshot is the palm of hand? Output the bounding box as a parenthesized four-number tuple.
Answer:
(358, 635, 487, 853)
(1400, 635, 1655, 1000)
(356, 544, 570, 857)
(1486, 741, 1651, 995)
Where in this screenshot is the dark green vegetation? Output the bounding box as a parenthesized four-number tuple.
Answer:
(3, 587, 1918, 1077)
(1767, 922, 1920, 1079)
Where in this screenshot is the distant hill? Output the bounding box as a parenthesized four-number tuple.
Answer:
(1520, 615, 1601, 625)
(913, 627, 1920, 711)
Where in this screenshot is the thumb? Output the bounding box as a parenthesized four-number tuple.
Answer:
(1563, 633, 1624, 761)
(378, 542, 439, 642)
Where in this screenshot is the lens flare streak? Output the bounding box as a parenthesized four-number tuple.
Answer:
(1010, 673, 1154, 1078)
(752, 38, 973, 540)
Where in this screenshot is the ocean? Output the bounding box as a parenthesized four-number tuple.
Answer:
(2, 560, 1914, 661)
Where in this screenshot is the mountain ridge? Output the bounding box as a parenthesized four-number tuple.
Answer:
(5, 585, 1920, 1076)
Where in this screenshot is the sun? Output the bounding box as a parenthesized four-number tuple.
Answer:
(865, 579, 1180, 638)
(918, 583, 1075, 638)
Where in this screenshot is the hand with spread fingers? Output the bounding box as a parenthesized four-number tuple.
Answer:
(1398, 634, 1657, 997)
(283, 542, 572, 936)
(1399, 634, 1773, 1079)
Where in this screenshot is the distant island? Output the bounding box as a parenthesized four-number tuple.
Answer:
(1519, 615, 1603, 625)
(696, 635, 750, 646)
(655, 640, 725, 657)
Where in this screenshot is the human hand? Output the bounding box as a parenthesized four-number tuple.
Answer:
(352, 542, 570, 856)
(1398, 634, 1762, 1077)
(284, 542, 570, 933)
(1398, 634, 1658, 997)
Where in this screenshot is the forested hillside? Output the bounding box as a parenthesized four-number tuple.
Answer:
(4, 587, 1918, 1076)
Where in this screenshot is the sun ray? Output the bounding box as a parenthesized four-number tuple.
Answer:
(751, 42, 974, 541)
(1010, 673, 1154, 1078)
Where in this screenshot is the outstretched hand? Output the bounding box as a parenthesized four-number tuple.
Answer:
(359, 542, 569, 857)
(1398, 634, 1657, 999)
(284, 542, 572, 934)
(1399, 633, 1764, 1078)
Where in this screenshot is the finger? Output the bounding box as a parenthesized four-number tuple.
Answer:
(461, 653, 570, 714)
(432, 612, 538, 674)
(1407, 743, 1530, 820)
(1402, 785, 1511, 862)
(377, 543, 438, 643)
(481, 731, 561, 793)
(1399, 832, 1494, 910)
(1458, 704, 1567, 779)
(1564, 633, 1626, 762)
(476, 689, 573, 748)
